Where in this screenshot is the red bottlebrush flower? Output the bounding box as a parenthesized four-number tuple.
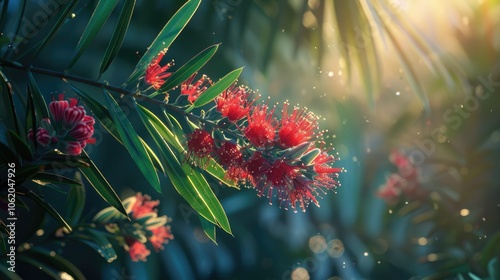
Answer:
(181, 73, 211, 103)
(145, 50, 173, 90)
(266, 160, 299, 189)
(278, 104, 318, 148)
(186, 129, 215, 165)
(215, 141, 243, 168)
(49, 94, 69, 122)
(305, 148, 342, 192)
(130, 193, 159, 219)
(35, 128, 51, 146)
(127, 240, 151, 262)
(288, 177, 319, 212)
(149, 226, 174, 252)
(245, 152, 270, 186)
(244, 105, 277, 148)
(216, 85, 253, 122)
(215, 141, 247, 181)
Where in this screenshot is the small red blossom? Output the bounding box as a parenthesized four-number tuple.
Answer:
(311, 150, 342, 190)
(215, 141, 247, 181)
(145, 50, 173, 90)
(377, 151, 421, 205)
(245, 152, 270, 186)
(244, 105, 277, 148)
(186, 129, 215, 165)
(216, 85, 254, 122)
(30, 94, 96, 155)
(287, 177, 319, 212)
(389, 150, 418, 181)
(127, 239, 151, 262)
(62, 98, 85, 130)
(149, 226, 174, 252)
(62, 141, 82, 156)
(278, 104, 318, 147)
(130, 193, 159, 219)
(181, 73, 211, 103)
(49, 94, 69, 122)
(377, 174, 404, 205)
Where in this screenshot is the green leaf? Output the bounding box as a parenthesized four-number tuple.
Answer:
(25, 247, 87, 280)
(379, 18, 430, 115)
(140, 136, 165, 175)
(192, 67, 243, 108)
(7, 130, 32, 161)
(92, 206, 126, 223)
(66, 173, 85, 226)
(31, 172, 83, 186)
(0, 70, 19, 133)
(99, 0, 136, 75)
(0, 263, 23, 280)
(124, 0, 202, 86)
(31, 0, 79, 59)
(28, 72, 49, 119)
(199, 216, 217, 244)
(23, 188, 72, 232)
(103, 90, 160, 192)
(67, 0, 119, 70)
(70, 229, 117, 262)
(79, 150, 127, 217)
(17, 255, 60, 279)
(204, 159, 238, 189)
(136, 105, 231, 233)
(158, 44, 219, 92)
(488, 257, 499, 280)
(25, 85, 37, 153)
(67, 84, 122, 143)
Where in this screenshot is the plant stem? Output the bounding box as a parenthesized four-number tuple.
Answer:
(0, 60, 206, 122)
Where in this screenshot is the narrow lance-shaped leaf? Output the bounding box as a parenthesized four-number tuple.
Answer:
(31, 0, 79, 59)
(0, 70, 20, 133)
(31, 172, 82, 186)
(70, 229, 117, 262)
(192, 67, 243, 109)
(99, 0, 136, 75)
(23, 188, 72, 232)
(136, 105, 216, 224)
(199, 216, 217, 244)
(124, 0, 202, 86)
(68, 83, 122, 143)
(136, 105, 231, 233)
(103, 90, 161, 192)
(66, 172, 86, 227)
(24, 247, 87, 280)
(28, 72, 49, 119)
(8, 130, 32, 161)
(67, 0, 119, 70)
(158, 44, 219, 92)
(16, 255, 61, 279)
(79, 150, 127, 217)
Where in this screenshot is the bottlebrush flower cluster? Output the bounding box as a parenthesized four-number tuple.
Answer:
(93, 193, 174, 262)
(28, 94, 96, 156)
(145, 51, 343, 212)
(377, 150, 421, 205)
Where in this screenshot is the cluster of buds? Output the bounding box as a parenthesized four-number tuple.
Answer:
(377, 150, 421, 205)
(28, 94, 96, 156)
(93, 193, 174, 262)
(144, 51, 343, 212)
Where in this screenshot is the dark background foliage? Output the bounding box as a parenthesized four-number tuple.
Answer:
(1, 0, 499, 279)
